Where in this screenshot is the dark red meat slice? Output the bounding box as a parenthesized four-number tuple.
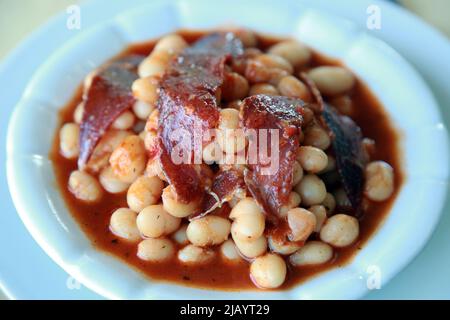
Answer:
(241, 95, 305, 221)
(300, 72, 366, 213)
(78, 55, 143, 169)
(191, 170, 245, 220)
(300, 72, 365, 213)
(158, 33, 243, 203)
(322, 104, 366, 214)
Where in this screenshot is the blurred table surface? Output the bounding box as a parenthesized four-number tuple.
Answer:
(0, 0, 448, 300)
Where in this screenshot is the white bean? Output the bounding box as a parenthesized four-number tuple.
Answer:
(230, 212, 265, 242)
(297, 146, 328, 173)
(109, 208, 140, 241)
(307, 66, 355, 96)
(268, 40, 311, 67)
(99, 166, 130, 194)
(249, 83, 279, 96)
(112, 111, 135, 130)
(187, 216, 231, 247)
(217, 128, 247, 155)
(320, 214, 359, 247)
(364, 161, 395, 201)
(292, 161, 304, 185)
(229, 197, 262, 218)
(277, 76, 311, 101)
(219, 108, 239, 129)
(138, 53, 167, 78)
(217, 108, 246, 154)
(230, 197, 265, 241)
(268, 236, 302, 255)
(153, 34, 188, 54)
(137, 238, 175, 262)
(289, 241, 333, 266)
(109, 135, 147, 183)
(137, 204, 181, 238)
(220, 239, 242, 262)
(222, 72, 249, 101)
(59, 123, 80, 159)
(330, 95, 353, 115)
(308, 205, 327, 232)
(250, 254, 287, 289)
(287, 208, 316, 242)
(178, 244, 215, 265)
(68, 170, 102, 202)
(132, 76, 160, 106)
(127, 175, 164, 212)
(138, 34, 187, 78)
(132, 100, 155, 120)
(255, 54, 293, 74)
(303, 125, 331, 150)
(172, 224, 189, 245)
(295, 174, 327, 206)
(73, 102, 84, 124)
(245, 59, 289, 85)
(162, 185, 199, 218)
(164, 214, 182, 235)
(233, 234, 267, 258)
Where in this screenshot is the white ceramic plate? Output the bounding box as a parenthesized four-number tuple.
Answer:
(5, 0, 449, 299)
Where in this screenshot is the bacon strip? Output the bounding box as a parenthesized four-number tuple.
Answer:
(78, 56, 143, 169)
(242, 95, 305, 221)
(157, 33, 243, 203)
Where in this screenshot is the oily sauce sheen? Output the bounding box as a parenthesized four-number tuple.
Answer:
(50, 31, 404, 291)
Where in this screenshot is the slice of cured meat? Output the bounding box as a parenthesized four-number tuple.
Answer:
(157, 33, 243, 203)
(300, 72, 365, 213)
(78, 55, 143, 169)
(191, 169, 245, 220)
(322, 104, 366, 214)
(242, 95, 305, 221)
